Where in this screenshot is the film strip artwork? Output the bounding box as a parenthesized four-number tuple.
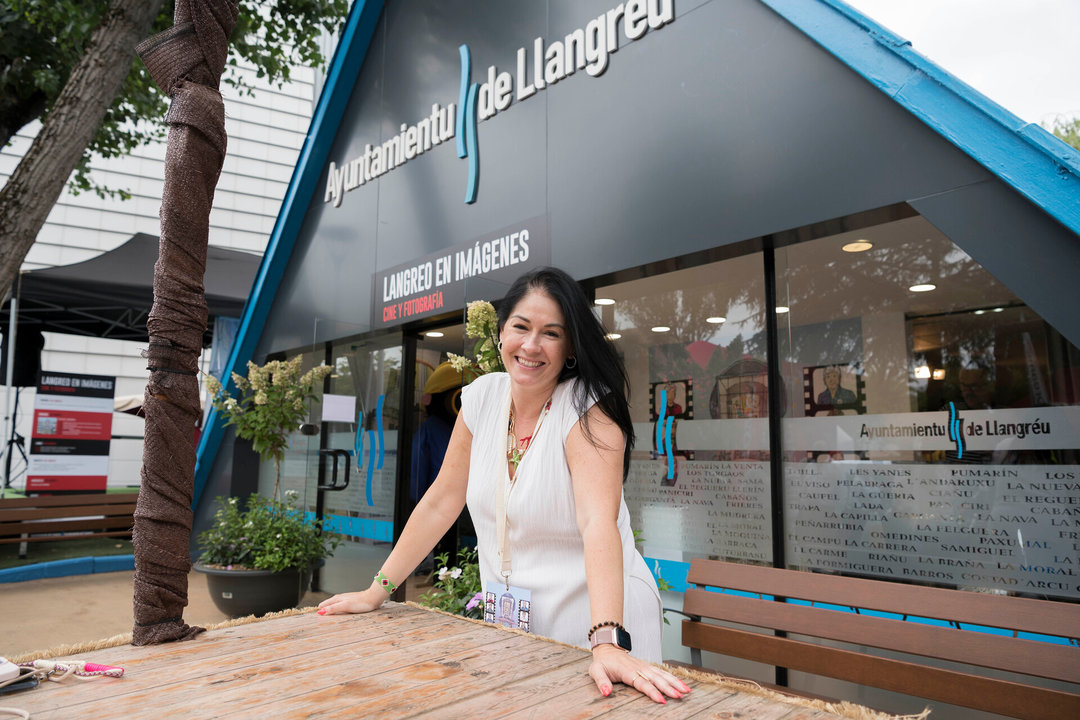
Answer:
(803, 364, 866, 417)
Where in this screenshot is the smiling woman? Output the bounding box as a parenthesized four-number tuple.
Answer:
(318, 267, 690, 705)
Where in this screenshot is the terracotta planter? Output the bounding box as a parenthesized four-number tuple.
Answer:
(194, 562, 316, 618)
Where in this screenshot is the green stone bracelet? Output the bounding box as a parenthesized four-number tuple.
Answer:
(375, 571, 397, 595)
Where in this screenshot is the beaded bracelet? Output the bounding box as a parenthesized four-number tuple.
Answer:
(587, 620, 624, 641)
(374, 571, 397, 595)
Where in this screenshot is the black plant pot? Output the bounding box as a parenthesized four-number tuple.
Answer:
(194, 563, 315, 618)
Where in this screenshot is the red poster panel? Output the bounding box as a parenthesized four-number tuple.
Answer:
(27, 372, 115, 493)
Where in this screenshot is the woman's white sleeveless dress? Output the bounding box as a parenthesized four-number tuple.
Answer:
(461, 372, 663, 662)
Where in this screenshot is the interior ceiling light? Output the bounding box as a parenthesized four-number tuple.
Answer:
(974, 309, 986, 315)
(594, 298, 615, 306)
(651, 326, 670, 333)
(992, 307, 1004, 313)
(605, 333, 622, 340)
(425, 331, 444, 337)
(842, 240, 873, 253)
(706, 316, 726, 324)
(909, 283, 936, 293)
(775, 306, 790, 314)
(931, 369, 945, 380)
(914, 366, 931, 379)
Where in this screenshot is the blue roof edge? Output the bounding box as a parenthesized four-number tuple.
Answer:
(761, 0, 1080, 237)
(192, 0, 386, 510)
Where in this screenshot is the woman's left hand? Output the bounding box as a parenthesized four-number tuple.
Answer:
(588, 644, 691, 704)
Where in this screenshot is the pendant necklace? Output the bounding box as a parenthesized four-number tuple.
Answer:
(507, 397, 552, 471)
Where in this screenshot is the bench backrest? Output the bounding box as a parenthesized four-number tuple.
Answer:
(683, 558, 1080, 720)
(0, 492, 139, 540)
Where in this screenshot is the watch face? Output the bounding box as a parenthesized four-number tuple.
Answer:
(616, 626, 633, 653)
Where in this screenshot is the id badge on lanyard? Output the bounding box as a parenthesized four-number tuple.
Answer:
(482, 581, 532, 632)
(485, 386, 550, 634)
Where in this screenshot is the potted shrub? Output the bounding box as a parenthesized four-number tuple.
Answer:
(198, 356, 338, 616)
(195, 491, 340, 617)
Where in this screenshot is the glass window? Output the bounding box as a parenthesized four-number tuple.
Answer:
(775, 214, 1080, 600)
(597, 253, 773, 584)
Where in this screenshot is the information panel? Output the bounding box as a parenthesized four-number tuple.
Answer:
(27, 372, 115, 492)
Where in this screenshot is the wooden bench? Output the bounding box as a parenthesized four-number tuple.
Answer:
(0, 492, 138, 558)
(678, 558, 1080, 720)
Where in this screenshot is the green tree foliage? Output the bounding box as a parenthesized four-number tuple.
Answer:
(1046, 116, 1080, 152)
(0, 0, 348, 198)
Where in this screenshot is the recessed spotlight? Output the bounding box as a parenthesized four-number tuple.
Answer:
(974, 310, 986, 315)
(425, 331, 444, 338)
(909, 284, 936, 293)
(992, 307, 1004, 313)
(932, 369, 945, 380)
(651, 326, 670, 333)
(842, 241, 873, 253)
(594, 298, 615, 306)
(706, 316, 726, 324)
(605, 333, 622, 340)
(775, 306, 790, 314)
(914, 366, 931, 379)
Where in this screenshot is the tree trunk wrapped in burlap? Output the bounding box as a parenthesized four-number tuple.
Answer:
(132, 0, 238, 646)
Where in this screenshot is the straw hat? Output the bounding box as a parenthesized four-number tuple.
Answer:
(424, 362, 465, 394)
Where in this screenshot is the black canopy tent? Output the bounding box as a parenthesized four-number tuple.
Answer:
(2, 233, 259, 343)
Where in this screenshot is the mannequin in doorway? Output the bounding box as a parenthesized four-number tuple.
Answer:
(410, 361, 467, 570)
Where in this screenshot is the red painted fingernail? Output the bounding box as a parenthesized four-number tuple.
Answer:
(317, 608, 326, 615)
(603, 686, 611, 697)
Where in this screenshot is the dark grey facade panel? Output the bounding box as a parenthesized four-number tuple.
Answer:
(256, 0, 1043, 361)
(547, 0, 990, 278)
(911, 178, 1080, 349)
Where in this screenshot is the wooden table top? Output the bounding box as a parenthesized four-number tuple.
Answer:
(7, 602, 875, 719)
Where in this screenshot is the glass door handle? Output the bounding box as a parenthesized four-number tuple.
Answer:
(317, 449, 351, 491)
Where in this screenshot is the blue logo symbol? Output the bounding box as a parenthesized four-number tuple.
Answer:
(354, 394, 387, 506)
(457, 45, 480, 204)
(947, 401, 965, 459)
(655, 389, 675, 480)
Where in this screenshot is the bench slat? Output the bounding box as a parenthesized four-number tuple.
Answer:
(0, 517, 134, 536)
(0, 503, 138, 522)
(683, 588, 1080, 684)
(0, 493, 138, 509)
(688, 558, 1080, 639)
(682, 621, 1080, 720)
(0, 530, 135, 544)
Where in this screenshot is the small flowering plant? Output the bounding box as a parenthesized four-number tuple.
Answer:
(204, 355, 333, 498)
(197, 491, 340, 573)
(419, 546, 483, 619)
(447, 300, 505, 379)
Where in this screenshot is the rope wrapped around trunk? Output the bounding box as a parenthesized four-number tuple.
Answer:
(132, 0, 238, 646)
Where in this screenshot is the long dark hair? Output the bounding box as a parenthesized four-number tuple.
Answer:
(497, 267, 635, 478)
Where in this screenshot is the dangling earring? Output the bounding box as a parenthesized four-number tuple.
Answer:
(565, 356, 577, 369)
(497, 340, 503, 351)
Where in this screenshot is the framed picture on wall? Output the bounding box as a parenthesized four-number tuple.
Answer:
(710, 358, 772, 419)
(804, 364, 865, 416)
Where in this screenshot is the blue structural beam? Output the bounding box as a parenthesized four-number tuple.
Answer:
(193, 0, 386, 509)
(762, 0, 1080, 238)
(0, 555, 135, 584)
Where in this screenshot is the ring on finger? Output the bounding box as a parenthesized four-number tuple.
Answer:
(636, 670, 650, 682)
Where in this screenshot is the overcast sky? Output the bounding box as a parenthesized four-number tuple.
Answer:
(843, 0, 1080, 126)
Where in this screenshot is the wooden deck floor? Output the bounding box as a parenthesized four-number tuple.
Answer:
(8, 603, 876, 719)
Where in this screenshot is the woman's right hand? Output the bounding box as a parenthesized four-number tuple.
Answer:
(317, 585, 386, 615)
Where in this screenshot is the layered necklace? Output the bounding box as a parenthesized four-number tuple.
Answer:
(507, 397, 553, 471)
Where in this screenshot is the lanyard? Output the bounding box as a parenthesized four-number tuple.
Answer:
(496, 385, 552, 588)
